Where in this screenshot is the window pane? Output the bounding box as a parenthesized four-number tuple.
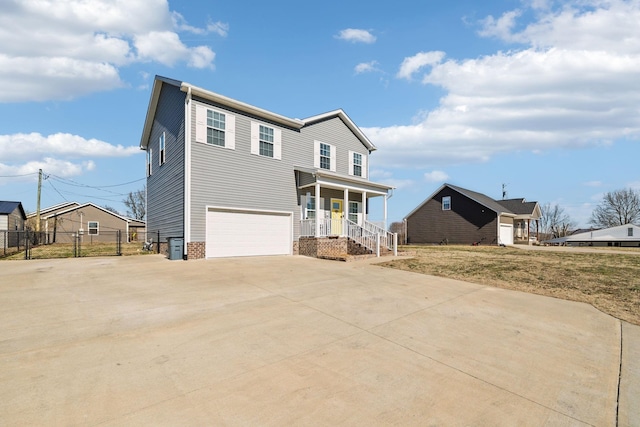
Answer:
(353, 153, 362, 166)
(259, 125, 274, 143)
(259, 141, 274, 157)
(207, 128, 225, 146)
(353, 164, 361, 177)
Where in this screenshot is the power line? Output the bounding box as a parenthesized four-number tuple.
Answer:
(0, 172, 39, 178)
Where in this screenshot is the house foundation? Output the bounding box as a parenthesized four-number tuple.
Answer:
(298, 236, 372, 261)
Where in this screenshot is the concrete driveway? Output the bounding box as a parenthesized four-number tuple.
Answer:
(0, 255, 637, 426)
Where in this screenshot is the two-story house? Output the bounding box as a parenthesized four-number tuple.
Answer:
(140, 76, 395, 260)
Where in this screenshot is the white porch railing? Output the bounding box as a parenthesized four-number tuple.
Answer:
(300, 219, 397, 256)
(363, 220, 396, 252)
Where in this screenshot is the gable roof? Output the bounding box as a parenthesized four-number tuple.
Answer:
(496, 198, 541, 217)
(0, 201, 26, 218)
(140, 75, 376, 151)
(404, 183, 525, 220)
(26, 201, 81, 218)
(42, 202, 130, 223)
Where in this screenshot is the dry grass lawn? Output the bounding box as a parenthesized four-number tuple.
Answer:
(379, 245, 640, 326)
(2, 242, 154, 260)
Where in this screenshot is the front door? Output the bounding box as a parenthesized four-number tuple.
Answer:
(330, 199, 343, 235)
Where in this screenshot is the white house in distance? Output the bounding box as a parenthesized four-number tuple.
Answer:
(548, 224, 640, 247)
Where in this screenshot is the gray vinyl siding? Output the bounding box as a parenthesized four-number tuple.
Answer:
(407, 188, 499, 245)
(188, 100, 372, 242)
(301, 117, 369, 176)
(146, 83, 186, 241)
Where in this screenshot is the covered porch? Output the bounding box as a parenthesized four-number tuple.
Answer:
(295, 168, 397, 257)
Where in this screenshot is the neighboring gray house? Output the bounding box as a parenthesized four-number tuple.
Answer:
(140, 75, 395, 259)
(0, 201, 26, 250)
(546, 224, 640, 247)
(405, 184, 540, 246)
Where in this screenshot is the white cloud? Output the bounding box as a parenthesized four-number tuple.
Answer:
(367, 0, 640, 168)
(0, 0, 224, 102)
(336, 28, 376, 44)
(424, 170, 449, 182)
(355, 61, 381, 74)
(396, 51, 445, 80)
(478, 10, 522, 40)
(0, 132, 139, 183)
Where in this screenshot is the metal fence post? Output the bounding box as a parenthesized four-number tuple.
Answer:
(157, 230, 160, 254)
(117, 230, 122, 256)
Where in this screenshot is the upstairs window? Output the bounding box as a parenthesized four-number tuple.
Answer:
(195, 104, 235, 149)
(320, 143, 331, 170)
(207, 110, 226, 147)
(353, 153, 362, 176)
(314, 140, 336, 172)
(159, 132, 166, 165)
(629, 227, 634, 237)
(251, 122, 281, 159)
(88, 221, 99, 235)
(442, 196, 451, 211)
(349, 150, 367, 178)
(259, 125, 274, 157)
(147, 148, 152, 176)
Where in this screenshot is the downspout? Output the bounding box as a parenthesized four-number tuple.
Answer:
(184, 87, 192, 259)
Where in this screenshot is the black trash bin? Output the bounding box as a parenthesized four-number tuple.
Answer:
(168, 237, 184, 260)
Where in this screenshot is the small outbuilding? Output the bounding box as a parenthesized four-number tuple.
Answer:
(0, 201, 27, 250)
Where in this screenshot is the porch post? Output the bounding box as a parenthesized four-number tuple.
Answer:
(343, 188, 349, 225)
(315, 183, 321, 237)
(383, 194, 388, 230)
(362, 191, 367, 222)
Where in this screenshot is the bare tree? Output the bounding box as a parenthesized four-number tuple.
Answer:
(103, 205, 121, 215)
(389, 221, 406, 245)
(540, 203, 576, 239)
(123, 186, 146, 220)
(589, 188, 640, 228)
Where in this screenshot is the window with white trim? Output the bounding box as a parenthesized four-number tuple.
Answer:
(305, 196, 316, 219)
(159, 132, 166, 165)
(353, 153, 362, 177)
(207, 110, 226, 147)
(195, 104, 236, 150)
(348, 150, 367, 178)
(629, 227, 634, 237)
(348, 201, 359, 223)
(147, 148, 152, 176)
(259, 125, 274, 157)
(442, 196, 451, 210)
(320, 143, 331, 170)
(314, 140, 336, 172)
(88, 221, 99, 235)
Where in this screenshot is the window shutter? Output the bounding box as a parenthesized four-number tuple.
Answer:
(274, 128, 282, 160)
(225, 114, 235, 150)
(348, 151, 354, 176)
(313, 140, 320, 168)
(195, 104, 206, 143)
(250, 122, 260, 155)
(361, 154, 367, 179)
(330, 143, 336, 172)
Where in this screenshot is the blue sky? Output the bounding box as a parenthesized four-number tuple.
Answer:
(1, 0, 639, 227)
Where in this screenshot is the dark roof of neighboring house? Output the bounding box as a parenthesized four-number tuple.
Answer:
(496, 198, 539, 215)
(446, 184, 512, 215)
(0, 201, 26, 218)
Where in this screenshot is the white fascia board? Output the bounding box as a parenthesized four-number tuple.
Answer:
(181, 83, 304, 129)
(303, 109, 376, 152)
(139, 78, 166, 150)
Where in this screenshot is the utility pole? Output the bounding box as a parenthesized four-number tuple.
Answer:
(36, 169, 42, 232)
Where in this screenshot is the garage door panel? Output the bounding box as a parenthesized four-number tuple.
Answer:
(206, 210, 292, 258)
(500, 224, 514, 245)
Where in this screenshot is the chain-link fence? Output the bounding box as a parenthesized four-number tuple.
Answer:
(1, 230, 162, 260)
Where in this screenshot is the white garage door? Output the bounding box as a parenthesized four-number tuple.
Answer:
(206, 208, 292, 258)
(499, 224, 514, 245)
